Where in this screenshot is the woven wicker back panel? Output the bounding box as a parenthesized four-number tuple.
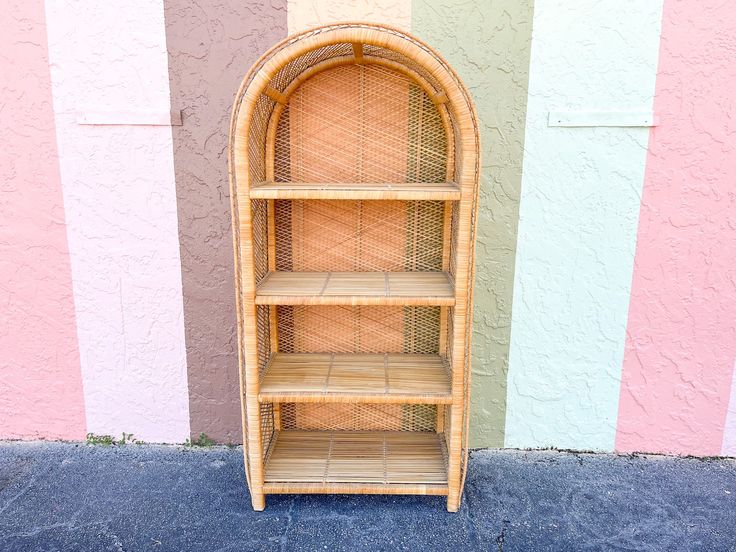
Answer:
(274, 199, 444, 272)
(266, 303, 442, 434)
(260, 66, 450, 437)
(275, 64, 446, 184)
(281, 403, 437, 432)
(275, 305, 440, 355)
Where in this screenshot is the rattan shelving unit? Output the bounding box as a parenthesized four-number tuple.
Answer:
(228, 23, 480, 512)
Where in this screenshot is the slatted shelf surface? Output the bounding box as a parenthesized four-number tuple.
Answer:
(260, 353, 451, 403)
(255, 272, 455, 305)
(249, 181, 461, 200)
(264, 431, 448, 487)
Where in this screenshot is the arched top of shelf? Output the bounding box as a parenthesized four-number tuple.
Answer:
(229, 22, 480, 201)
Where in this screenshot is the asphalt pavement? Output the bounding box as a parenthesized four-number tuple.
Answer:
(1, 441, 734, 551)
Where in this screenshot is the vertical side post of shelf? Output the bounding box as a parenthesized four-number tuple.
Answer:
(437, 200, 453, 435)
(237, 195, 267, 510)
(265, 101, 282, 432)
(266, 199, 281, 429)
(232, 83, 273, 510)
(446, 110, 477, 513)
(437, 93, 456, 439)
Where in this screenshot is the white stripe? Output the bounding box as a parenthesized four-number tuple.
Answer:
(721, 361, 736, 456)
(45, 0, 190, 443)
(505, 0, 664, 451)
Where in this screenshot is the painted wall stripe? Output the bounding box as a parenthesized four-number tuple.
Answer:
(505, 0, 664, 451)
(0, 0, 86, 441)
(413, 0, 535, 448)
(45, 0, 190, 443)
(287, 0, 411, 34)
(616, 0, 736, 456)
(163, 0, 287, 443)
(722, 363, 736, 456)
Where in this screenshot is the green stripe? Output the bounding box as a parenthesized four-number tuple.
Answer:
(412, 0, 535, 447)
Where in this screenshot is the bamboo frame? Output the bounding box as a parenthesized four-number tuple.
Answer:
(229, 23, 480, 512)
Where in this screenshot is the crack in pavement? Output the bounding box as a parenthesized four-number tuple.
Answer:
(496, 519, 510, 552)
(278, 495, 296, 552)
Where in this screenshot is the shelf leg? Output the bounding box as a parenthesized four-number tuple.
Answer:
(251, 492, 266, 511)
(446, 493, 461, 512)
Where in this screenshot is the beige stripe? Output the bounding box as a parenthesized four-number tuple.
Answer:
(288, 0, 412, 34)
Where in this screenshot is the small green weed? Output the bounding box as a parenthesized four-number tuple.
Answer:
(86, 433, 115, 446)
(86, 432, 141, 446)
(184, 433, 216, 447)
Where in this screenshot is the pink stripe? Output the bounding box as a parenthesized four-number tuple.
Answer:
(616, 1, 736, 455)
(0, 0, 86, 440)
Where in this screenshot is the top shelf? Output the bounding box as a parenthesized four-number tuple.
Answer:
(249, 181, 461, 201)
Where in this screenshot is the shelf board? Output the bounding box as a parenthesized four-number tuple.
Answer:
(264, 431, 448, 490)
(255, 271, 455, 306)
(260, 353, 451, 404)
(249, 181, 461, 200)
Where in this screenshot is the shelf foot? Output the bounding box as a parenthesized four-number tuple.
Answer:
(446, 493, 461, 513)
(251, 493, 266, 511)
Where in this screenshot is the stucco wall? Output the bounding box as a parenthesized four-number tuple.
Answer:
(0, 0, 86, 440)
(616, 0, 736, 456)
(44, 0, 191, 443)
(163, 0, 287, 444)
(413, 0, 534, 447)
(505, 0, 663, 451)
(2, 0, 735, 456)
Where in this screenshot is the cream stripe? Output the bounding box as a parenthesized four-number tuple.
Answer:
(287, 0, 411, 34)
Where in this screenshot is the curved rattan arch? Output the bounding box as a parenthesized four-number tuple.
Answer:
(263, 55, 457, 181)
(228, 22, 480, 512)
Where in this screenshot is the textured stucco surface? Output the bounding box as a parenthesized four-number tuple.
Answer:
(617, 0, 736, 456)
(413, 0, 535, 448)
(505, 0, 663, 451)
(287, 0, 411, 34)
(4, 0, 736, 457)
(44, 0, 190, 443)
(0, 0, 86, 440)
(164, 0, 287, 443)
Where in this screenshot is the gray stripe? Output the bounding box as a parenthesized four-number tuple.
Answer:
(163, 0, 287, 443)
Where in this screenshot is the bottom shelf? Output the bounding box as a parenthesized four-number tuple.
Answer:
(263, 431, 448, 495)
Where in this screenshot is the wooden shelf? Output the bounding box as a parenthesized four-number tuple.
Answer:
(264, 431, 448, 492)
(260, 353, 451, 403)
(255, 271, 455, 306)
(249, 181, 461, 200)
